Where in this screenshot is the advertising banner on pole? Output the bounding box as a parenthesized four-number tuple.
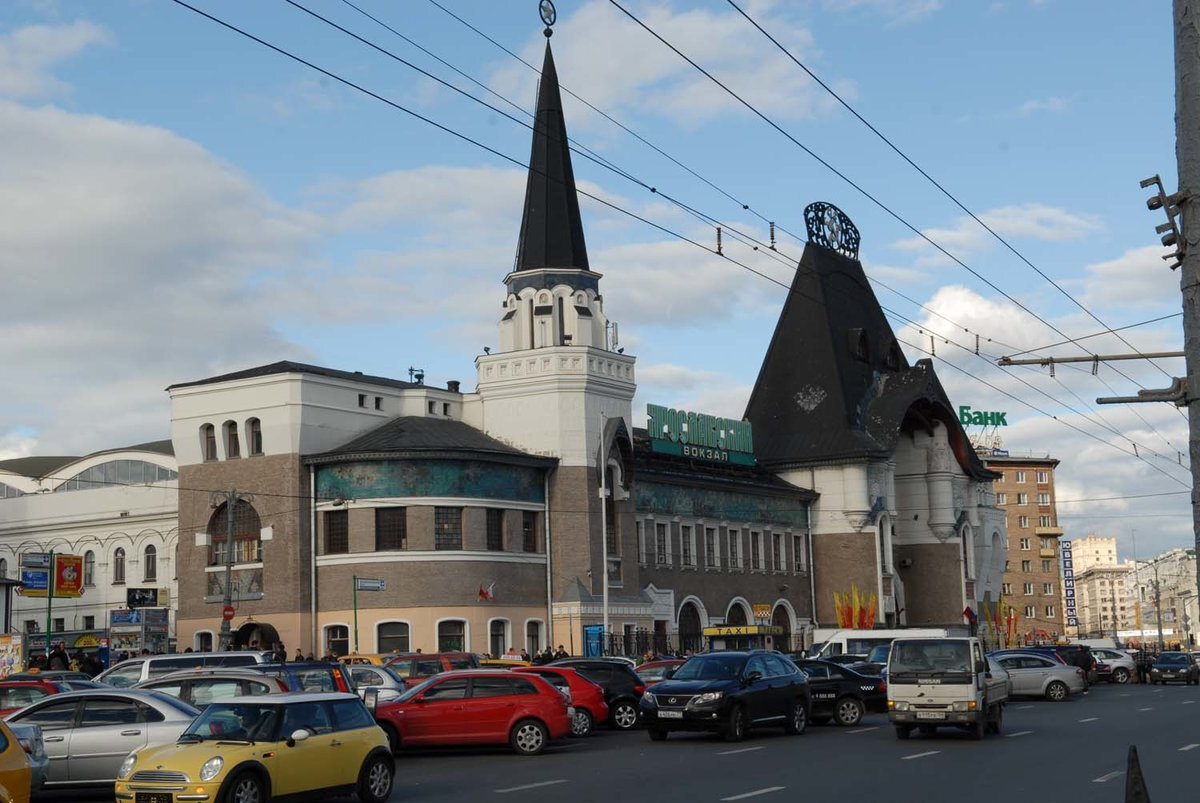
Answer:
(52, 554, 84, 598)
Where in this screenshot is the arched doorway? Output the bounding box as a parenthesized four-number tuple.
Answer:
(678, 602, 702, 654)
(234, 621, 280, 652)
(772, 605, 794, 653)
(726, 603, 748, 626)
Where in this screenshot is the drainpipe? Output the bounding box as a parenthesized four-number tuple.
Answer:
(309, 466, 317, 656)
(544, 473, 553, 652)
(806, 500, 817, 635)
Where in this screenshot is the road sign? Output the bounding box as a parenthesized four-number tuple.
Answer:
(20, 553, 51, 569)
(222, 605, 236, 621)
(19, 568, 49, 597)
(355, 578, 385, 592)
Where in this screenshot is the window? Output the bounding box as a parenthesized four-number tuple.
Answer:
(996, 493, 1007, 505)
(224, 421, 240, 459)
(526, 621, 541, 654)
(637, 522, 647, 564)
(1040, 537, 1054, 550)
(522, 512, 538, 553)
(1017, 515, 1029, 528)
(331, 698, 374, 731)
(83, 615, 95, 630)
(1036, 470, 1048, 484)
(681, 526, 694, 567)
(143, 545, 157, 582)
(0, 559, 5, 579)
(325, 510, 348, 554)
(750, 531, 763, 570)
(1037, 493, 1050, 505)
(435, 507, 462, 550)
(1001, 583, 1012, 595)
(1019, 538, 1030, 550)
(1045, 605, 1056, 618)
(1015, 471, 1026, 483)
(375, 397, 383, 411)
(1017, 493, 1028, 505)
(1021, 560, 1031, 572)
(437, 620, 466, 652)
(358, 394, 367, 408)
(113, 548, 126, 584)
(473, 677, 514, 699)
(83, 551, 95, 586)
(489, 620, 508, 657)
(325, 625, 349, 657)
(202, 424, 217, 461)
(486, 509, 504, 551)
(52, 618, 64, 632)
(1041, 559, 1052, 573)
(208, 498, 263, 565)
(22, 620, 37, 634)
(729, 529, 741, 569)
(377, 622, 410, 654)
(443, 403, 450, 416)
(1023, 583, 1033, 595)
(375, 508, 407, 551)
(427, 401, 436, 414)
(195, 632, 213, 652)
(1043, 583, 1054, 595)
(247, 418, 263, 455)
(792, 534, 804, 572)
(54, 459, 179, 492)
(1023, 605, 1035, 618)
(773, 533, 784, 571)
(655, 523, 668, 565)
(1039, 515, 1052, 527)
(705, 528, 718, 568)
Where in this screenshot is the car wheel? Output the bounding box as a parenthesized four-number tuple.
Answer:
(223, 771, 266, 803)
(570, 708, 594, 737)
(724, 705, 747, 742)
(611, 701, 639, 730)
(1045, 680, 1068, 702)
(1112, 667, 1130, 684)
(510, 719, 549, 756)
(357, 754, 394, 803)
(784, 699, 808, 735)
(834, 697, 864, 727)
(379, 722, 400, 754)
(647, 728, 668, 741)
(895, 725, 912, 740)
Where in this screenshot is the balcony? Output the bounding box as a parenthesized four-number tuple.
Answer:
(1034, 526, 1063, 536)
(1039, 548, 1056, 558)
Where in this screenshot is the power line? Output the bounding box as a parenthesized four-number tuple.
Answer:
(1004, 313, 1183, 358)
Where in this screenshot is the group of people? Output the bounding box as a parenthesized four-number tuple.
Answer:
(481, 645, 572, 664)
(26, 643, 104, 676)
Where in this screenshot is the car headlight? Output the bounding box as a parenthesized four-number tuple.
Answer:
(200, 756, 224, 782)
(691, 691, 724, 706)
(893, 701, 910, 712)
(642, 692, 656, 705)
(951, 701, 977, 712)
(118, 753, 138, 779)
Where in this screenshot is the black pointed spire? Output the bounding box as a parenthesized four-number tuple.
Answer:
(513, 40, 589, 272)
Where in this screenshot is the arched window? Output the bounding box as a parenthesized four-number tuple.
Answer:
(377, 622, 410, 654)
(247, 418, 263, 456)
(83, 551, 95, 586)
(224, 421, 240, 459)
(0, 559, 7, 580)
(437, 620, 466, 652)
(326, 625, 349, 657)
(201, 424, 217, 461)
(143, 545, 157, 582)
(206, 499, 262, 566)
(195, 632, 214, 652)
(113, 548, 126, 584)
(54, 460, 178, 492)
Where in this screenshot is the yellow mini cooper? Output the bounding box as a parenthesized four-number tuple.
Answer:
(114, 691, 393, 803)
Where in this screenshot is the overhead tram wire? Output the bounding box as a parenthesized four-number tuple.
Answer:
(166, 0, 1188, 486)
(1005, 313, 1184, 358)
(726, 0, 1177, 383)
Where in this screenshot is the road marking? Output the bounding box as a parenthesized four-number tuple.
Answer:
(1092, 771, 1123, 783)
(718, 746, 766, 755)
(496, 780, 568, 794)
(720, 787, 785, 801)
(1184, 700, 1196, 705)
(901, 750, 940, 760)
(1006, 730, 1034, 738)
(1078, 717, 1099, 722)
(1016, 704, 1034, 709)
(1118, 693, 1130, 697)
(1138, 707, 1153, 711)
(1180, 743, 1200, 752)
(845, 726, 878, 734)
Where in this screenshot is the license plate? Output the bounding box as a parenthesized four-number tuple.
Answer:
(658, 710, 684, 719)
(1163, 673, 1176, 678)
(136, 794, 174, 803)
(915, 712, 944, 720)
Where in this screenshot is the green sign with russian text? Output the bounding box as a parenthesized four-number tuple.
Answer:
(646, 404, 756, 465)
(958, 406, 1008, 426)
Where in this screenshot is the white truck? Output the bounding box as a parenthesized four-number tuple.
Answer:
(886, 637, 1007, 740)
(808, 628, 953, 659)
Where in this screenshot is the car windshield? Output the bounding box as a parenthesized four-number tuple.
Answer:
(182, 703, 280, 742)
(890, 641, 971, 673)
(669, 656, 747, 681)
(1157, 653, 1188, 664)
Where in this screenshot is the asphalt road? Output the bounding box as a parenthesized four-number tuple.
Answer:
(43, 681, 1200, 802)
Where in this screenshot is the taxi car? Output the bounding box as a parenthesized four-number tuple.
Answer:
(792, 659, 887, 726)
(115, 692, 393, 803)
(0, 719, 32, 803)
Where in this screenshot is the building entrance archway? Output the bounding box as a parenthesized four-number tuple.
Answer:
(233, 622, 280, 652)
(678, 602, 703, 654)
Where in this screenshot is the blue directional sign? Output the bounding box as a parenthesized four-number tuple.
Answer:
(20, 568, 48, 591)
(354, 578, 385, 592)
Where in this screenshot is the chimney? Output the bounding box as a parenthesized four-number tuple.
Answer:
(446, 380, 461, 393)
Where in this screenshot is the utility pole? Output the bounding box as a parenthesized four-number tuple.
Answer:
(1152, 560, 1166, 653)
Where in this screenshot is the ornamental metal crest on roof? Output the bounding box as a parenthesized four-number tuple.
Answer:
(804, 202, 860, 260)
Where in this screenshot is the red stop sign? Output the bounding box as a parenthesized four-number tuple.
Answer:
(222, 605, 236, 621)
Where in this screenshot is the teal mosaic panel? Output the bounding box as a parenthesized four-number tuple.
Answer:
(317, 460, 546, 503)
(634, 480, 808, 528)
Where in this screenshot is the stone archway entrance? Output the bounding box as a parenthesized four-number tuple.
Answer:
(772, 605, 794, 653)
(726, 603, 748, 626)
(234, 621, 280, 652)
(678, 602, 703, 654)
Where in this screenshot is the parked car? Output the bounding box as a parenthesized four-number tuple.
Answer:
(635, 659, 686, 687)
(641, 650, 810, 742)
(513, 665, 609, 736)
(345, 664, 410, 703)
(115, 692, 393, 803)
(0, 719, 32, 803)
(256, 662, 358, 694)
(384, 652, 480, 687)
(1150, 651, 1200, 685)
(4, 689, 200, 789)
(549, 658, 645, 730)
(135, 668, 291, 708)
(991, 652, 1086, 701)
(339, 653, 392, 666)
(0, 681, 70, 717)
(792, 659, 886, 726)
(5, 671, 95, 684)
(6, 723, 46, 793)
(1026, 644, 1098, 684)
(373, 670, 571, 755)
(95, 650, 275, 687)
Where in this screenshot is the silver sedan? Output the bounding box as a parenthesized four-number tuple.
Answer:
(4, 689, 200, 789)
(994, 653, 1086, 701)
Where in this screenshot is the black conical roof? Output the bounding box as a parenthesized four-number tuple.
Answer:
(513, 41, 589, 271)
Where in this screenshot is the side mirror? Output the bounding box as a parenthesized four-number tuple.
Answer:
(286, 728, 310, 747)
(362, 687, 379, 715)
(663, 668, 676, 680)
(743, 671, 763, 686)
(412, 694, 426, 704)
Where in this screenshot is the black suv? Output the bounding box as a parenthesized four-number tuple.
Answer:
(549, 658, 645, 730)
(793, 659, 886, 726)
(639, 650, 810, 742)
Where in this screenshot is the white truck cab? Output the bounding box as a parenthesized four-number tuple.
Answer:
(886, 637, 1007, 740)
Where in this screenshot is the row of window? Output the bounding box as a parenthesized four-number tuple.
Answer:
(24, 615, 97, 633)
(0, 546, 157, 585)
(1001, 582, 1057, 596)
(1, 462, 178, 497)
(322, 507, 540, 555)
(201, 419, 263, 461)
(1022, 605, 1056, 618)
(1006, 559, 1057, 574)
(1012, 515, 1055, 529)
(636, 522, 804, 573)
(1006, 537, 1058, 551)
(999, 470, 1051, 485)
(199, 620, 545, 657)
(996, 493, 1053, 506)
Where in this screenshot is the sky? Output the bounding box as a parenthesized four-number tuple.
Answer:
(0, 0, 1192, 560)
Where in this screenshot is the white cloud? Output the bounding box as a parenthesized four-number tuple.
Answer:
(0, 20, 110, 99)
(822, 0, 943, 24)
(1018, 96, 1069, 115)
(634, 363, 752, 421)
(891, 203, 1103, 265)
(1080, 245, 1181, 310)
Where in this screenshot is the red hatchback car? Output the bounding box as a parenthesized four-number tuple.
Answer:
(374, 670, 571, 755)
(0, 681, 68, 716)
(513, 666, 609, 736)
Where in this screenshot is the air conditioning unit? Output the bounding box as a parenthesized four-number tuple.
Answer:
(898, 558, 914, 568)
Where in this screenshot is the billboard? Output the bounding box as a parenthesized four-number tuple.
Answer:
(126, 588, 159, 609)
(18, 554, 84, 598)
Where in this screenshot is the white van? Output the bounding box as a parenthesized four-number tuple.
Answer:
(95, 650, 274, 687)
(809, 628, 955, 659)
